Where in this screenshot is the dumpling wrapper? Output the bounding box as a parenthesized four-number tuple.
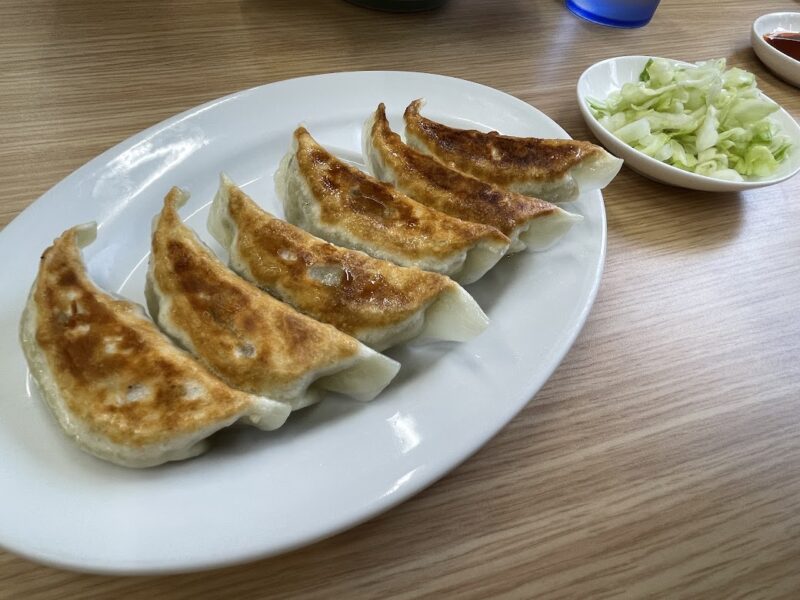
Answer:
(275, 127, 511, 285)
(404, 99, 623, 203)
(208, 174, 489, 351)
(147, 188, 400, 410)
(19, 224, 290, 468)
(364, 103, 582, 253)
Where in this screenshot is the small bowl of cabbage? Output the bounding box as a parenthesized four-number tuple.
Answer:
(577, 55, 800, 192)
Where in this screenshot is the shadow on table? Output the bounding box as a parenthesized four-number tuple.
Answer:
(603, 166, 744, 252)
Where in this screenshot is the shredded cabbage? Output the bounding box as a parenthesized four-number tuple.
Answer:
(588, 58, 792, 181)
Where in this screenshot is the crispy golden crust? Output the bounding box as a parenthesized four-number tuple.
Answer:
(404, 99, 604, 184)
(227, 186, 454, 335)
(369, 104, 559, 237)
(150, 189, 361, 396)
(32, 227, 256, 447)
(292, 128, 509, 260)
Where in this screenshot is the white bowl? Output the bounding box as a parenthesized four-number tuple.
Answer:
(577, 55, 800, 192)
(752, 12, 800, 88)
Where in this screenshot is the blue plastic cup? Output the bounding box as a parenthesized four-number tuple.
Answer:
(566, 0, 661, 28)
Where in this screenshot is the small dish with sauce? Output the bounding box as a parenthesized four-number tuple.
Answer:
(752, 12, 800, 88)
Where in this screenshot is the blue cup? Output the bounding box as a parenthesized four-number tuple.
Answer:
(566, 0, 661, 28)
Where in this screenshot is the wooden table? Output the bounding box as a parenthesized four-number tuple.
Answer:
(2, 0, 799, 597)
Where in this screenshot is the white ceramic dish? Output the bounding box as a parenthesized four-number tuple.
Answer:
(0, 71, 605, 574)
(577, 55, 800, 192)
(752, 12, 800, 88)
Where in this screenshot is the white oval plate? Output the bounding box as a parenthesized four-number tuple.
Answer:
(577, 55, 800, 192)
(0, 72, 605, 574)
(752, 12, 800, 88)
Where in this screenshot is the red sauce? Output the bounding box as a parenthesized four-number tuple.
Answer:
(763, 31, 800, 62)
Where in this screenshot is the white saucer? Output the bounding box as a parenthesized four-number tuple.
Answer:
(752, 12, 800, 88)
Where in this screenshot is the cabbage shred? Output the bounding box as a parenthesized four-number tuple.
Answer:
(588, 58, 792, 181)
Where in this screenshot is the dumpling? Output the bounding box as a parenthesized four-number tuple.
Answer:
(147, 188, 400, 410)
(208, 174, 489, 351)
(404, 99, 623, 203)
(19, 224, 291, 468)
(364, 104, 582, 253)
(275, 127, 511, 285)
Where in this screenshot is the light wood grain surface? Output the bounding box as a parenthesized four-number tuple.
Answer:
(2, 0, 800, 597)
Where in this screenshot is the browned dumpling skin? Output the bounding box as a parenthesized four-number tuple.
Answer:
(276, 127, 511, 285)
(147, 188, 398, 408)
(208, 177, 489, 351)
(365, 104, 581, 253)
(404, 99, 622, 203)
(19, 224, 290, 468)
